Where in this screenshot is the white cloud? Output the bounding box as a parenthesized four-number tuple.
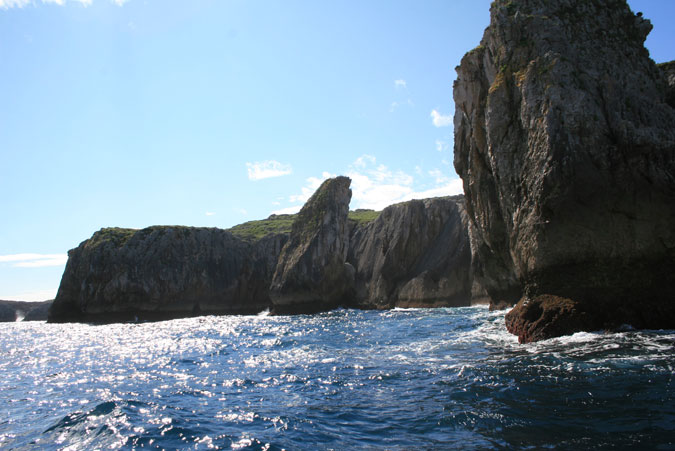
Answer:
(347, 156, 461, 210)
(205, 211, 216, 216)
(394, 79, 407, 89)
(430, 109, 453, 127)
(0, 253, 68, 268)
(246, 160, 292, 181)
(0, 0, 31, 7)
(0, 0, 124, 8)
(435, 139, 449, 152)
(289, 171, 335, 204)
(270, 156, 464, 215)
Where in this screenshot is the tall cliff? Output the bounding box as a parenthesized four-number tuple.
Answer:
(48, 178, 479, 322)
(348, 196, 474, 309)
(48, 227, 286, 323)
(453, 0, 675, 341)
(269, 176, 355, 314)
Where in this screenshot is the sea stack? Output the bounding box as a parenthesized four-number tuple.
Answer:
(269, 176, 355, 314)
(453, 0, 675, 341)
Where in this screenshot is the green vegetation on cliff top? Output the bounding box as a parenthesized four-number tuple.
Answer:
(87, 227, 137, 248)
(229, 210, 381, 241)
(86, 209, 381, 246)
(228, 214, 296, 241)
(348, 209, 380, 225)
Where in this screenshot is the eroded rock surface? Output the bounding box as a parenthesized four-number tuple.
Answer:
(453, 0, 675, 341)
(348, 196, 474, 309)
(269, 176, 355, 314)
(659, 61, 675, 108)
(49, 227, 286, 323)
(48, 178, 479, 322)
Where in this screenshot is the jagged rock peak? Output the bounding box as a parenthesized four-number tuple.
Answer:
(454, 0, 675, 341)
(269, 176, 355, 314)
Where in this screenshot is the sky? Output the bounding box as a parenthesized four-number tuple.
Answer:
(1, 0, 674, 301)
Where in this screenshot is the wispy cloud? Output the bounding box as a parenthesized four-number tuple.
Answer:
(389, 99, 414, 113)
(394, 79, 407, 89)
(272, 156, 464, 214)
(430, 109, 453, 127)
(435, 139, 449, 152)
(0, 0, 122, 8)
(288, 171, 335, 204)
(347, 156, 462, 210)
(246, 160, 292, 181)
(205, 211, 216, 216)
(0, 253, 68, 268)
(0, 0, 31, 7)
(271, 171, 336, 215)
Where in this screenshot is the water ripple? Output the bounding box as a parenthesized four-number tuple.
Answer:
(0, 307, 673, 449)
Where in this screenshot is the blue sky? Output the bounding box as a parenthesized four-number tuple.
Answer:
(1, 0, 674, 301)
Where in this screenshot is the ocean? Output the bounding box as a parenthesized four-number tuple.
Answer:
(1, 306, 673, 450)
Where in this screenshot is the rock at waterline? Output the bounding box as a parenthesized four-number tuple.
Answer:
(453, 0, 675, 341)
(269, 176, 355, 314)
(48, 227, 286, 323)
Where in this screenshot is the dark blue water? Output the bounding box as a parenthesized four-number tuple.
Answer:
(1, 307, 673, 450)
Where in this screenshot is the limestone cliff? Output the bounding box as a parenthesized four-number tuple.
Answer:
(269, 176, 354, 314)
(348, 196, 474, 309)
(48, 178, 478, 322)
(453, 0, 675, 341)
(48, 227, 286, 323)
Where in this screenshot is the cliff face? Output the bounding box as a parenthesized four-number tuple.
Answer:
(48, 177, 478, 322)
(348, 196, 474, 309)
(659, 61, 675, 108)
(453, 0, 675, 341)
(0, 300, 53, 322)
(48, 227, 286, 323)
(269, 176, 355, 314)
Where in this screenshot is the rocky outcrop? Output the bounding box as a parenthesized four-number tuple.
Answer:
(48, 227, 286, 323)
(0, 300, 53, 321)
(23, 301, 53, 321)
(48, 177, 479, 322)
(659, 61, 675, 108)
(348, 196, 474, 309)
(269, 176, 355, 314)
(453, 0, 675, 341)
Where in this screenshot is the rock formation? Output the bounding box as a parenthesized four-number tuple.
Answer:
(269, 176, 355, 314)
(0, 300, 53, 321)
(659, 61, 675, 108)
(348, 196, 474, 308)
(48, 176, 480, 322)
(453, 0, 675, 341)
(48, 227, 286, 323)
